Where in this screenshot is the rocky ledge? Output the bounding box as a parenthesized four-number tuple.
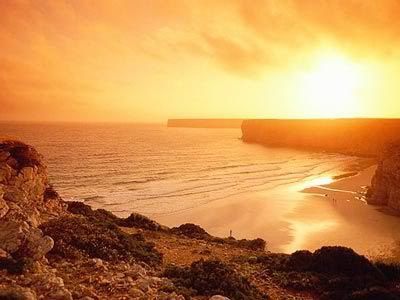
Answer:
(1, 140, 400, 300)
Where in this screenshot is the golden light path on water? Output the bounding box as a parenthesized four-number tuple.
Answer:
(284, 220, 338, 253)
(283, 175, 338, 253)
(301, 176, 335, 189)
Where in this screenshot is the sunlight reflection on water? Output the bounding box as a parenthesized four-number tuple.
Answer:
(302, 176, 334, 189)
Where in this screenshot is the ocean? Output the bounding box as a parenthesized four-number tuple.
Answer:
(3, 122, 400, 256)
(0, 122, 357, 216)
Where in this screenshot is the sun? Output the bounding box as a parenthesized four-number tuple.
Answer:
(298, 54, 364, 118)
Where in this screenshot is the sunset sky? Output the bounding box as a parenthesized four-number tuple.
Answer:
(1, 0, 400, 122)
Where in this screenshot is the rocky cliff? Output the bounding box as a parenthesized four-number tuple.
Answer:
(0, 140, 66, 261)
(241, 119, 400, 157)
(367, 142, 400, 211)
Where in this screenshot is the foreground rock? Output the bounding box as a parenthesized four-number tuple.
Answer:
(0, 140, 66, 264)
(0, 140, 66, 225)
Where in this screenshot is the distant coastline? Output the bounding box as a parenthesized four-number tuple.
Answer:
(167, 118, 243, 128)
(241, 118, 400, 157)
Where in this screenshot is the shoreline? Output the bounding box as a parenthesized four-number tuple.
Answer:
(155, 162, 400, 258)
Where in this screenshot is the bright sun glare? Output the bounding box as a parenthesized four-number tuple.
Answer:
(299, 54, 364, 118)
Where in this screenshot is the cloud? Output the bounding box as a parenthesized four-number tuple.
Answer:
(140, 0, 400, 75)
(1, 0, 400, 121)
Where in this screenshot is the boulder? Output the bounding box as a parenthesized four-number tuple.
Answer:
(0, 221, 53, 260)
(210, 296, 231, 300)
(0, 285, 37, 300)
(0, 140, 66, 225)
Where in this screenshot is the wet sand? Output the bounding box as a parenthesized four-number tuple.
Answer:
(156, 165, 400, 258)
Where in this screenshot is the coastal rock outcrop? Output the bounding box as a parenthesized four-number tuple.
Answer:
(367, 142, 400, 210)
(0, 140, 66, 225)
(0, 140, 65, 261)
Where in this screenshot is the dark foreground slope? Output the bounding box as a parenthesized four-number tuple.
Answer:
(1, 140, 400, 300)
(242, 119, 400, 157)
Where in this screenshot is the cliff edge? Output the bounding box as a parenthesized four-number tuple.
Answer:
(0, 140, 66, 262)
(367, 142, 400, 211)
(241, 119, 400, 157)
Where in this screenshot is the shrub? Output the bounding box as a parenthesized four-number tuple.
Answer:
(236, 238, 267, 251)
(164, 259, 266, 300)
(117, 212, 162, 231)
(44, 185, 60, 200)
(40, 216, 162, 265)
(255, 247, 390, 299)
(286, 250, 313, 271)
(170, 223, 210, 239)
(310, 247, 382, 278)
(66, 201, 120, 224)
(375, 262, 400, 281)
(344, 287, 398, 300)
(66, 201, 162, 231)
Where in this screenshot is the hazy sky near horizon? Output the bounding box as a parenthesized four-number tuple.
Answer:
(1, 0, 400, 122)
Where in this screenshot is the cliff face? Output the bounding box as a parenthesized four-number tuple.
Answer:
(367, 142, 400, 210)
(0, 140, 66, 261)
(0, 140, 65, 225)
(241, 119, 400, 157)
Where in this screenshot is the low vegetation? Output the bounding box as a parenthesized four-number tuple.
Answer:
(40, 216, 162, 266)
(249, 246, 400, 300)
(164, 259, 267, 300)
(170, 223, 210, 239)
(66, 201, 163, 231)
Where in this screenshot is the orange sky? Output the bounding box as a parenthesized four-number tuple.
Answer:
(1, 0, 400, 122)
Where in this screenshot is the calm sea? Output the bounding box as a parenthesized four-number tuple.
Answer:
(0, 122, 357, 218)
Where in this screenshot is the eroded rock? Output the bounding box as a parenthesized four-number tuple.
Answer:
(0, 221, 53, 260)
(368, 142, 400, 211)
(0, 140, 66, 225)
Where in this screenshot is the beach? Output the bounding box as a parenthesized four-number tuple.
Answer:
(157, 164, 400, 258)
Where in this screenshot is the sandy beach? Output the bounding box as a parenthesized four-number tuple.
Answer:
(156, 164, 400, 258)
